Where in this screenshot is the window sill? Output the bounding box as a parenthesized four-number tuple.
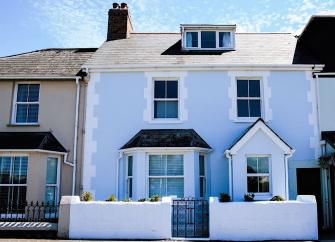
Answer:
(234, 117, 260, 123)
(149, 119, 183, 124)
(7, 123, 40, 127)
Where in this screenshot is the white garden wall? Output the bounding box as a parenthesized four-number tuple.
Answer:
(209, 195, 318, 241)
(60, 196, 172, 240)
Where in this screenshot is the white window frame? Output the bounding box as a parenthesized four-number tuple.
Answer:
(183, 30, 235, 50)
(11, 82, 40, 125)
(45, 156, 60, 204)
(152, 78, 180, 121)
(246, 155, 271, 196)
(0, 155, 29, 204)
(236, 78, 263, 121)
(199, 154, 206, 198)
(146, 153, 184, 198)
(126, 155, 133, 199)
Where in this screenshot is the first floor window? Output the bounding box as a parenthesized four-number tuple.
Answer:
(45, 157, 58, 203)
(149, 155, 184, 198)
(199, 155, 206, 198)
(0, 156, 28, 205)
(154, 80, 178, 119)
(126, 156, 133, 198)
(247, 156, 270, 193)
(14, 83, 40, 124)
(237, 79, 261, 118)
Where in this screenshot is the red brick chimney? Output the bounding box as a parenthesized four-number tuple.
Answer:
(107, 3, 133, 41)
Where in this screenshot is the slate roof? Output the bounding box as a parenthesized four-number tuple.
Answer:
(85, 33, 319, 67)
(0, 132, 67, 152)
(121, 129, 211, 149)
(0, 48, 97, 78)
(228, 118, 292, 150)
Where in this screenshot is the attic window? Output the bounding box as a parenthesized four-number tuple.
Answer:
(181, 25, 236, 50)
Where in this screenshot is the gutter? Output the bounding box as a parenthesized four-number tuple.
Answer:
(224, 150, 233, 199)
(284, 150, 295, 200)
(0, 76, 80, 80)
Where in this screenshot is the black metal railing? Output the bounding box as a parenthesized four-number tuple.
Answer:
(0, 201, 59, 222)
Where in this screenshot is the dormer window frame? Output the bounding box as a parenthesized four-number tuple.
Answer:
(181, 25, 236, 51)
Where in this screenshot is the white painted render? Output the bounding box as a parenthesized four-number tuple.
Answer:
(209, 196, 318, 241)
(318, 77, 335, 132)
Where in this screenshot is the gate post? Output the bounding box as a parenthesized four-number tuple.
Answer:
(57, 196, 80, 238)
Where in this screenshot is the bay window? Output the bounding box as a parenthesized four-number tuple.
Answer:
(199, 155, 206, 198)
(45, 157, 59, 203)
(149, 155, 184, 198)
(126, 156, 133, 198)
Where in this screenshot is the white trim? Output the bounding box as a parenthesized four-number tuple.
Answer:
(11, 82, 40, 125)
(226, 119, 293, 155)
(83, 64, 324, 72)
(228, 71, 272, 122)
(0, 149, 66, 155)
(144, 71, 188, 123)
(121, 147, 212, 154)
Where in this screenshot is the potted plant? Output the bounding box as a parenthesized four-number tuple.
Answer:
(270, 195, 285, 201)
(106, 194, 117, 202)
(149, 194, 160, 202)
(219, 193, 231, 202)
(244, 193, 255, 201)
(80, 191, 93, 202)
(138, 198, 146, 202)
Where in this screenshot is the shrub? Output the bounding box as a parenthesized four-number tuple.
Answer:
(219, 193, 231, 202)
(149, 194, 160, 202)
(80, 191, 93, 202)
(123, 197, 131, 202)
(106, 194, 117, 202)
(244, 193, 255, 202)
(270, 195, 285, 201)
(138, 198, 146, 202)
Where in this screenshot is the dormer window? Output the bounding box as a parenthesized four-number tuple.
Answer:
(181, 24, 236, 50)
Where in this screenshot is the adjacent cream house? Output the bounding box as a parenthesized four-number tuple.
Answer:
(0, 48, 96, 204)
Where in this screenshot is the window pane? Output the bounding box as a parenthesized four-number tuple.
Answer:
(249, 100, 261, 117)
(128, 178, 133, 198)
(165, 101, 178, 118)
(237, 80, 248, 97)
(27, 104, 39, 123)
(167, 178, 184, 198)
(19, 157, 28, 184)
(166, 81, 178, 98)
(247, 157, 257, 173)
(201, 31, 216, 48)
(17, 84, 29, 102)
(219, 32, 231, 47)
(154, 81, 165, 98)
(200, 177, 205, 197)
(259, 176, 269, 192)
(186, 32, 198, 47)
(199, 155, 205, 176)
(12, 157, 21, 184)
(249, 80, 260, 97)
(167, 155, 183, 176)
(45, 186, 56, 203)
(127, 156, 133, 176)
(247, 176, 258, 193)
(0, 157, 11, 184)
(46, 157, 58, 184)
(16, 104, 28, 123)
(149, 178, 166, 197)
(154, 101, 165, 118)
(237, 100, 249, 117)
(28, 84, 40, 102)
(258, 157, 269, 173)
(0, 186, 26, 205)
(149, 155, 166, 176)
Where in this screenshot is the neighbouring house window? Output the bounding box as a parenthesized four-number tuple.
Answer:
(45, 157, 58, 203)
(219, 32, 231, 47)
(0, 156, 28, 205)
(149, 155, 184, 198)
(127, 156, 133, 198)
(247, 156, 270, 193)
(201, 31, 216, 48)
(199, 155, 206, 198)
(14, 83, 40, 124)
(154, 80, 178, 119)
(237, 79, 261, 118)
(186, 32, 198, 48)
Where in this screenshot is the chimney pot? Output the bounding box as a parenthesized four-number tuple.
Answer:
(112, 3, 119, 9)
(121, 3, 128, 9)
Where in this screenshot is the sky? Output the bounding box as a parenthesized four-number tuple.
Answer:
(0, 0, 335, 57)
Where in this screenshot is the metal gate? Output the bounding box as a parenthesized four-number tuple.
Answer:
(172, 198, 209, 238)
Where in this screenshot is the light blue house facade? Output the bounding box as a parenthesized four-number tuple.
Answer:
(81, 4, 327, 225)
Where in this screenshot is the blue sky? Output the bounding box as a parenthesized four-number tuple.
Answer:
(1, 0, 335, 57)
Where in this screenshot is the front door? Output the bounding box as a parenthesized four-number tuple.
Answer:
(297, 168, 322, 227)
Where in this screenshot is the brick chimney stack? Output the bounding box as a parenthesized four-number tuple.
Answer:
(107, 3, 133, 41)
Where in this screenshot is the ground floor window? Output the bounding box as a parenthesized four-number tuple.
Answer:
(149, 154, 184, 198)
(199, 154, 206, 198)
(126, 156, 133, 198)
(247, 156, 270, 193)
(45, 157, 58, 203)
(0, 156, 28, 205)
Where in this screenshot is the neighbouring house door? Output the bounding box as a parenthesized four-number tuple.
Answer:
(296, 168, 322, 227)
